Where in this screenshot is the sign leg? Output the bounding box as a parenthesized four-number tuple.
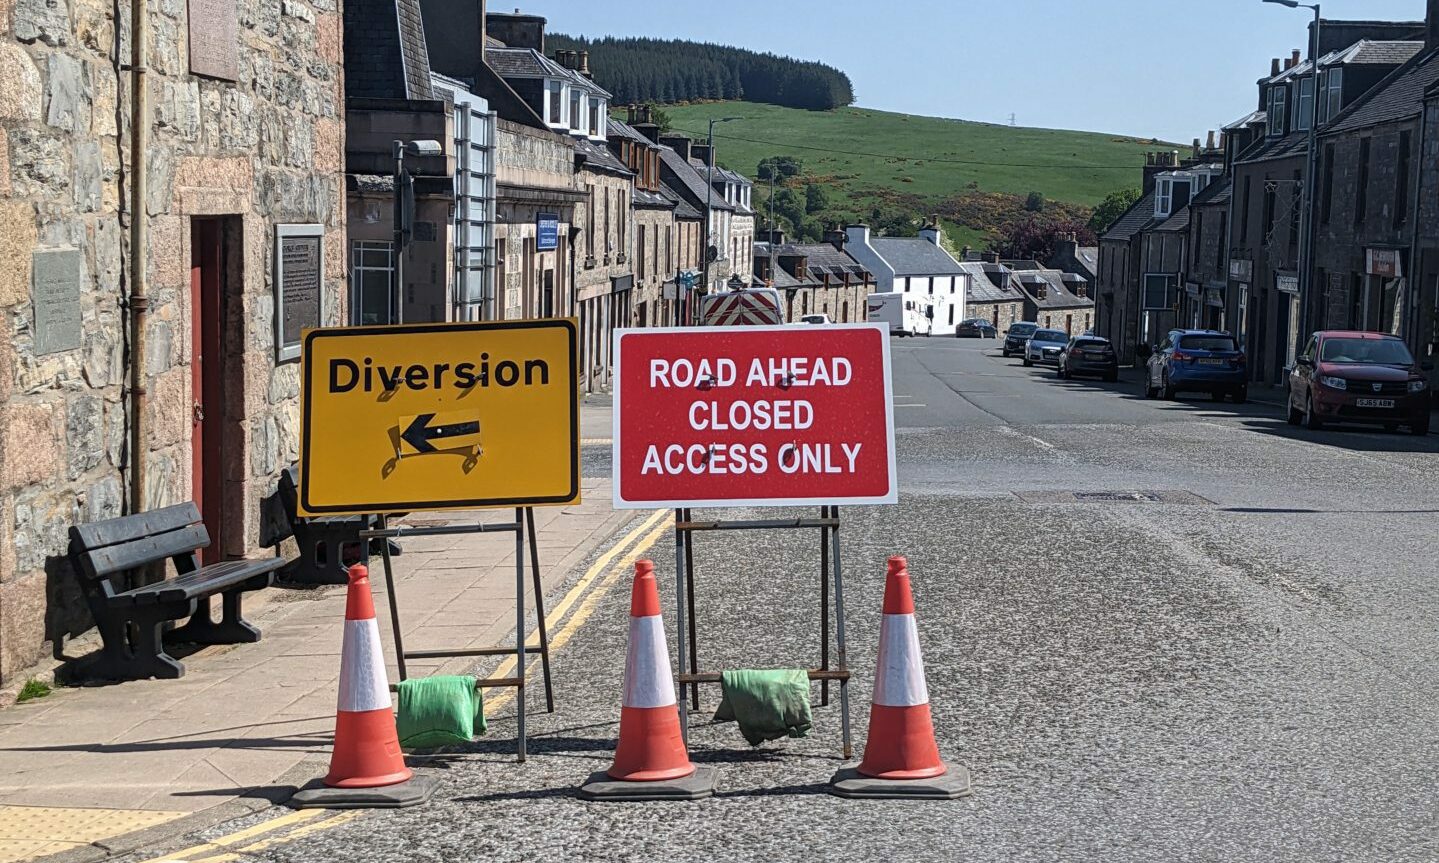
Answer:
(514, 509, 527, 762)
(684, 507, 699, 711)
(378, 515, 408, 682)
(820, 505, 831, 707)
(525, 508, 556, 714)
(673, 509, 689, 746)
(830, 507, 853, 760)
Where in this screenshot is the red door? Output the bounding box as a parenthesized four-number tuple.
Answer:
(190, 220, 224, 563)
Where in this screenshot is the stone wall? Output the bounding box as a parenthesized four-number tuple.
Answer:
(573, 166, 633, 305)
(0, 0, 345, 680)
(630, 205, 675, 327)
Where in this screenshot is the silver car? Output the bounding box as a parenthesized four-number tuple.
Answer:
(1023, 329, 1069, 367)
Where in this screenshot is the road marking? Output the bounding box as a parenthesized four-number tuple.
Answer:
(894, 404, 928, 409)
(177, 812, 363, 863)
(485, 515, 672, 714)
(996, 425, 1056, 450)
(580, 437, 612, 445)
(140, 809, 325, 862)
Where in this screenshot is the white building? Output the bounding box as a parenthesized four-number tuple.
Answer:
(844, 222, 968, 335)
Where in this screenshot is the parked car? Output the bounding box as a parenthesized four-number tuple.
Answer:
(1002, 322, 1040, 357)
(798, 314, 832, 325)
(1287, 330, 1432, 435)
(956, 319, 997, 339)
(1023, 328, 1069, 367)
(1058, 335, 1119, 381)
(1144, 329, 1248, 402)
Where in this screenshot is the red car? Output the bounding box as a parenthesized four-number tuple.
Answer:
(1287, 331, 1433, 435)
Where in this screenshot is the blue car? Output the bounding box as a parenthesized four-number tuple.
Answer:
(1144, 329, 1248, 403)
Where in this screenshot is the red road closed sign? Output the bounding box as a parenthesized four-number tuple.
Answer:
(613, 324, 897, 508)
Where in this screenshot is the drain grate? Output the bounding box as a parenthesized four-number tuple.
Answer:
(1014, 490, 1214, 506)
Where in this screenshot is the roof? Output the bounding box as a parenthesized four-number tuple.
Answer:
(957, 262, 1023, 304)
(1321, 40, 1423, 67)
(868, 237, 965, 276)
(1191, 176, 1233, 208)
(658, 146, 734, 212)
(1073, 247, 1098, 275)
(1224, 109, 1266, 131)
(574, 138, 631, 177)
(661, 184, 703, 220)
(1101, 190, 1159, 243)
(485, 47, 613, 98)
(1014, 268, 1095, 310)
(754, 242, 872, 285)
(1324, 46, 1439, 135)
(1235, 129, 1309, 164)
(1156, 205, 1191, 233)
(608, 118, 651, 144)
(343, 0, 434, 100)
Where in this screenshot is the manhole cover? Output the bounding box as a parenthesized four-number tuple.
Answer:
(1013, 490, 1214, 506)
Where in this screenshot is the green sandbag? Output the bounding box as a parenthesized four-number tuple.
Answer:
(395, 675, 485, 750)
(713, 669, 813, 746)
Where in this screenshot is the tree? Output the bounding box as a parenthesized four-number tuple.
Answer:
(804, 183, 830, 214)
(757, 155, 803, 181)
(1087, 188, 1142, 234)
(990, 218, 1097, 262)
(1024, 191, 1046, 212)
(645, 103, 674, 133)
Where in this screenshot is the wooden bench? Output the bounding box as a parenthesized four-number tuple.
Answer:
(68, 502, 284, 681)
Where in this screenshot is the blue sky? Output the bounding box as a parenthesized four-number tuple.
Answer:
(515, 0, 1428, 141)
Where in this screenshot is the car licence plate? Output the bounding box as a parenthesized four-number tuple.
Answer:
(1198, 358, 1227, 366)
(1356, 398, 1395, 409)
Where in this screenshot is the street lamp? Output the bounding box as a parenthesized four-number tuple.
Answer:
(393, 138, 443, 325)
(701, 116, 743, 318)
(1263, 0, 1321, 362)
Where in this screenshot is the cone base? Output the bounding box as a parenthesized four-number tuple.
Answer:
(293, 774, 438, 810)
(829, 762, 972, 800)
(857, 703, 945, 780)
(580, 766, 716, 802)
(607, 705, 694, 782)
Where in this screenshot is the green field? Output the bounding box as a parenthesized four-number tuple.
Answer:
(661, 102, 1174, 216)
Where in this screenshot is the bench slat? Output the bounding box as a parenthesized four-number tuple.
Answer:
(77, 524, 211, 579)
(124, 558, 283, 604)
(70, 502, 202, 550)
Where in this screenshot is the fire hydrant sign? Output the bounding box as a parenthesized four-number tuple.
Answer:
(612, 324, 897, 508)
(299, 320, 579, 516)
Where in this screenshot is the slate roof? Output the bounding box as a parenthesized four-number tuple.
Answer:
(1156, 205, 1191, 233)
(633, 187, 673, 208)
(958, 262, 1024, 304)
(661, 184, 703, 220)
(1191, 176, 1233, 207)
(1014, 269, 1095, 310)
(1324, 46, 1439, 135)
(574, 138, 631, 177)
(659, 146, 735, 211)
(1224, 109, 1266, 131)
(1101, 191, 1159, 243)
(608, 118, 650, 143)
(1073, 247, 1098, 276)
(869, 237, 965, 276)
(344, 0, 434, 100)
(754, 242, 872, 287)
(1322, 40, 1423, 67)
(485, 47, 612, 97)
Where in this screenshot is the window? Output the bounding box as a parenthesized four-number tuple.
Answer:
(547, 81, 562, 125)
(569, 89, 582, 133)
(1263, 181, 1277, 237)
(1320, 67, 1343, 124)
(637, 225, 646, 279)
(1240, 177, 1252, 238)
(1294, 75, 1314, 132)
(1142, 274, 1176, 310)
(589, 97, 602, 137)
(1155, 179, 1173, 218)
(1268, 85, 1288, 137)
(1321, 142, 1335, 224)
(1395, 130, 1412, 228)
(351, 241, 394, 326)
(1355, 137, 1370, 226)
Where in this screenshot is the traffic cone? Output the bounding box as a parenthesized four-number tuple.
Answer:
(292, 563, 436, 808)
(325, 563, 412, 788)
(579, 560, 714, 800)
(831, 556, 971, 799)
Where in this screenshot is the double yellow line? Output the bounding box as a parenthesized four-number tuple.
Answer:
(140, 507, 670, 862)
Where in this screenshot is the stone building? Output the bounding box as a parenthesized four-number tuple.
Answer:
(753, 234, 875, 323)
(611, 113, 680, 328)
(572, 137, 635, 391)
(1185, 176, 1233, 332)
(958, 261, 1025, 332)
(0, 0, 345, 678)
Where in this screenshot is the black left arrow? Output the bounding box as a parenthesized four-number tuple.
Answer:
(401, 414, 480, 454)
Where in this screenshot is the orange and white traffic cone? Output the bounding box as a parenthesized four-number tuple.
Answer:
(293, 564, 435, 809)
(831, 556, 972, 799)
(580, 560, 715, 801)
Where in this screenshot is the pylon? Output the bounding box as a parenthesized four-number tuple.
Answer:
(292, 564, 436, 809)
(830, 556, 972, 799)
(579, 560, 715, 801)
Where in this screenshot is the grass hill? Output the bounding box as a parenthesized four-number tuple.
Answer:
(658, 102, 1176, 250)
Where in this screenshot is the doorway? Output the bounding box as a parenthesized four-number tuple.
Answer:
(190, 219, 227, 563)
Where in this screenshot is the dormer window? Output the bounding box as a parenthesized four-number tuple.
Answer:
(546, 80, 563, 125)
(1294, 75, 1314, 132)
(569, 89, 583, 133)
(1267, 85, 1288, 137)
(589, 97, 604, 138)
(1156, 179, 1174, 218)
(1319, 67, 1343, 123)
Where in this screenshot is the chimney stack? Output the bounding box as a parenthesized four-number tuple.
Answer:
(579, 50, 591, 77)
(1206, 130, 1217, 150)
(1292, 49, 1301, 67)
(1271, 57, 1281, 76)
(1429, 0, 1439, 49)
(659, 134, 693, 161)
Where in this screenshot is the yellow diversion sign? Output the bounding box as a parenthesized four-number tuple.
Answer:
(298, 320, 579, 516)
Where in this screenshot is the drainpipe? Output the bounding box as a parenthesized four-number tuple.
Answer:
(127, 0, 150, 514)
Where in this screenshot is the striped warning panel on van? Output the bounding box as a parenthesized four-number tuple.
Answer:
(704, 292, 783, 326)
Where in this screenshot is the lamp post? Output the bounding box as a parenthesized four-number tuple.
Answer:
(392, 138, 443, 325)
(700, 116, 742, 320)
(1264, 0, 1321, 361)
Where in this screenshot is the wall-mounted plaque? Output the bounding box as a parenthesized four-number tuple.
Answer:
(188, 0, 239, 81)
(276, 225, 324, 363)
(33, 249, 83, 355)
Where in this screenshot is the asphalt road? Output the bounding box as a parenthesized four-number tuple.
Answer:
(130, 337, 1439, 863)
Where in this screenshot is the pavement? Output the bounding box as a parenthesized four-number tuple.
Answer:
(13, 341, 1439, 862)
